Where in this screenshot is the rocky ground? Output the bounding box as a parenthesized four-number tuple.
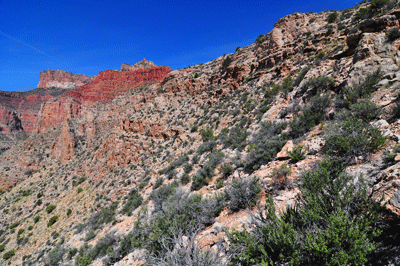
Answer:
(1, 1, 400, 265)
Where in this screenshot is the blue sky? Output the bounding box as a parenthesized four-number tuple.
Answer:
(0, 0, 360, 92)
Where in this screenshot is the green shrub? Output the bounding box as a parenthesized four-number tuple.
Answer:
(244, 121, 288, 173)
(77, 187, 83, 193)
(180, 173, 190, 185)
(153, 177, 164, 190)
(287, 144, 306, 162)
(388, 27, 400, 41)
(200, 127, 214, 142)
(85, 202, 118, 231)
(120, 188, 143, 216)
(67, 209, 72, 216)
(46, 204, 56, 214)
(369, 0, 389, 10)
(47, 216, 58, 227)
(191, 150, 224, 191)
(220, 125, 249, 151)
(324, 117, 386, 158)
(34, 216, 40, 223)
(327, 12, 338, 23)
(220, 164, 234, 180)
(355, 7, 369, 20)
(9, 222, 20, 229)
(228, 157, 383, 265)
(290, 94, 331, 138)
(225, 177, 261, 212)
(0, 244, 4, 252)
(222, 56, 232, 70)
(349, 99, 381, 122)
(3, 249, 15, 260)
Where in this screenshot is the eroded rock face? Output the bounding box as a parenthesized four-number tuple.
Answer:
(121, 58, 157, 71)
(37, 69, 95, 89)
(33, 65, 172, 134)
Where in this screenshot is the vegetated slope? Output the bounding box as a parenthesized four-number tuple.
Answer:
(1, 1, 400, 265)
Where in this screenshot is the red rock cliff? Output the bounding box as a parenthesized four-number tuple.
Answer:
(37, 69, 95, 89)
(33, 64, 172, 133)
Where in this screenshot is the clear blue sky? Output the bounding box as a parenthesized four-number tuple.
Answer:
(0, 0, 359, 92)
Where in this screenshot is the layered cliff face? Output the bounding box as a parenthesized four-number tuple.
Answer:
(2, 2, 400, 266)
(33, 65, 172, 133)
(37, 69, 95, 89)
(121, 58, 157, 71)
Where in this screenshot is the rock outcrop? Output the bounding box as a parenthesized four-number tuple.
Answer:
(37, 69, 95, 89)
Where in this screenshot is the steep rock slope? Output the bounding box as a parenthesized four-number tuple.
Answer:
(1, 2, 400, 266)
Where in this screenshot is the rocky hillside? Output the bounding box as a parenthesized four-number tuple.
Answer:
(1, 1, 400, 265)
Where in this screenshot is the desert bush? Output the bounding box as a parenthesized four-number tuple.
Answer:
(388, 27, 400, 41)
(244, 121, 288, 173)
(228, 157, 383, 265)
(86, 202, 118, 231)
(220, 125, 249, 151)
(145, 229, 228, 266)
(293, 66, 311, 87)
(153, 177, 164, 190)
(327, 12, 338, 23)
(324, 117, 386, 158)
(151, 181, 179, 212)
(34, 216, 40, 223)
(0, 244, 4, 252)
(290, 94, 331, 138)
(197, 139, 217, 155)
(120, 188, 143, 216)
(287, 144, 306, 162)
(355, 7, 370, 19)
(200, 127, 214, 142)
(222, 56, 232, 70)
(46, 204, 56, 214)
(300, 76, 334, 96)
(3, 249, 15, 260)
(225, 177, 261, 212)
(44, 244, 66, 266)
(349, 99, 381, 122)
(180, 173, 190, 185)
(47, 216, 58, 227)
(191, 150, 224, 191)
(382, 144, 400, 164)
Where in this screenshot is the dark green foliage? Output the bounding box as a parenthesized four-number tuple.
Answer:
(222, 56, 232, 70)
(324, 117, 386, 158)
(191, 150, 224, 191)
(382, 144, 400, 164)
(293, 66, 311, 87)
(388, 27, 400, 41)
(244, 121, 288, 173)
(153, 177, 164, 190)
(148, 188, 224, 256)
(197, 139, 217, 155)
(220, 125, 249, 151)
(355, 7, 370, 19)
(290, 94, 331, 138)
(120, 188, 143, 216)
(200, 127, 214, 142)
(46, 204, 56, 214)
(151, 181, 179, 212)
(47, 216, 58, 227)
(86, 202, 118, 231)
(3, 249, 15, 260)
(337, 68, 382, 108)
(159, 153, 189, 177)
(9, 222, 20, 229)
(300, 76, 334, 96)
(287, 144, 306, 162)
(67, 209, 72, 216)
(180, 173, 190, 185)
(369, 0, 389, 10)
(72, 176, 87, 187)
(327, 12, 338, 23)
(225, 177, 261, 212)
(183, 163, 193, 174)
(349, 99, 381, 122)
(34, 216, 40, 223)
(228, 157, 383, 266)
(220, 163, 234, 180)
(44, 244, 66, 266)
(255, 34, 265, 44)
(0, 244, 4, 252)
